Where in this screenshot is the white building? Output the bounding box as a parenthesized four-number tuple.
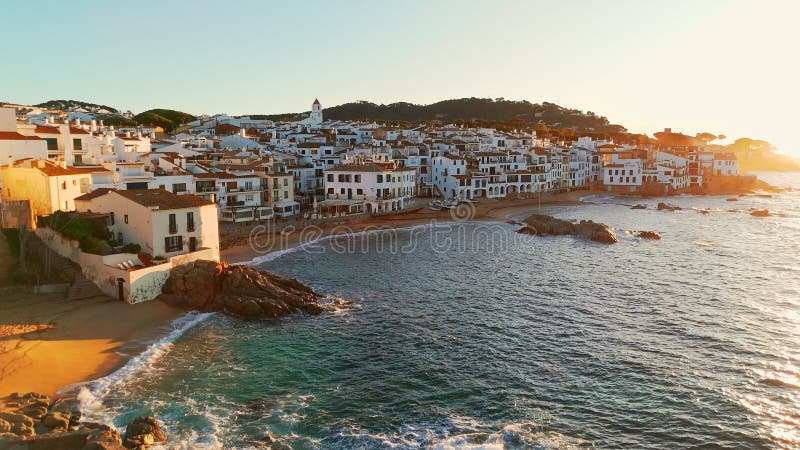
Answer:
(323, 163, 416, 213)
(75, 188, 219, 260)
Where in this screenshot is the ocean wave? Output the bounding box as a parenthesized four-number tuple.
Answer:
(73, 311, 215, 427)
(241, 221, 492, 266)
(431, 421, 594, 450)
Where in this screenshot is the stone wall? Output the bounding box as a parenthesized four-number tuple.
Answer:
(34, 228, 218, 304)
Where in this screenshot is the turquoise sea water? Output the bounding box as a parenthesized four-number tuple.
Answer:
(76, 173, 799, 449)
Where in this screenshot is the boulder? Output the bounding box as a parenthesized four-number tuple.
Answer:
(630, 204, 647, 209)
(122, 416, 166, 449)
(42, 411, 71, 430)
(751, 209, 770, 217)
(726, 197, 738, 202)
(159, 261, 334, 319)
(574, 220, 619, 244)
(518, 214, 618, 244)
(636, 231, 662, 240)
(0, 411, 35, 436)
(657, 202, 681, 211)
(0, 418, 11, 434)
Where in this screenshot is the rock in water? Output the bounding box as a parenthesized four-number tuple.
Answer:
(657, 202, 682, 211)
(123, 416, 166, 449)
(160, 260, 330, 319)
(751, 209, 770, 217)
(630, 204, 647, 209)
(636, 231, 662, 240)
(518, 214, 618, 244)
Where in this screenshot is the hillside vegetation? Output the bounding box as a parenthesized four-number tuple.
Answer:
(34, 99, 119, 114)
(322, 98, 622, 131)
(133, 109, 196, 132)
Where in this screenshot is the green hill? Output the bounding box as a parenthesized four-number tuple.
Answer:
(133, 109, 196, 132)
(34, 99, 120, 114)
(320, 98, 622, 131)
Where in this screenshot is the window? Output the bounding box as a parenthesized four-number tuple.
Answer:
(327, 174, 333, 182)
(283, 191, 288, 199)
(187, 212, 194, 231)
(74, 154, 83, 165)
(110, 212, 115, 225)
(327, 188, 333, 194)
(377, 175, 383, 183)
(168, 214, 177, 233)
(73, 138, 82, 150)
(164, 236, 183, 253)
(45, 138, 57, 151)
(283, 178, 288, 186)
(357, 188, 364, 195)
(124, 214, 128, 224)
(173, 183, 187, 193)
(355, 174, 361, 183)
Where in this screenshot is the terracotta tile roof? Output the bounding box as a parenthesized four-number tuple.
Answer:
(34, 126, 60, 134)
(0, 132, 43, 141)
(69, 127, 90, 135)
(76, 188, 214, 210)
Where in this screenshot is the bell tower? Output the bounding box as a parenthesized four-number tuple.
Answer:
(310, 98, 323, 124)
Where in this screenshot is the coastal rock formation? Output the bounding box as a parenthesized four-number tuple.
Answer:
(0, 392, 125, 449)
(122, 416, 166, 449)
(517, 214, 618, 244)
(657, 202, 682, 211)
(159, 260, 343, 319)
(750, 209, 770, 217)
(630, 204, 648, 210)
(636, 231, 662, 240)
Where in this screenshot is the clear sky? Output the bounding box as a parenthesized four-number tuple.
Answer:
(2, 0, 798, 154)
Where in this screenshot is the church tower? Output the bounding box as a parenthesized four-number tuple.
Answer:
(310, 98, 323, 124)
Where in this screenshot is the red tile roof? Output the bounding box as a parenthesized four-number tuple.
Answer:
(0, 132, 43, 141)
(76, 188, 214, 210)
(34, 126, 60, 134)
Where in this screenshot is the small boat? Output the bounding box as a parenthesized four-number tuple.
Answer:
(428, 200, 451, 211)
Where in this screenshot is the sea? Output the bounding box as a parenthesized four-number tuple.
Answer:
(72, 172, 799, 449)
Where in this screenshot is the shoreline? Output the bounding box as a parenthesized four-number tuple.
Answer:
(220, 190, 592, 264)
(0, 186, 778, 405)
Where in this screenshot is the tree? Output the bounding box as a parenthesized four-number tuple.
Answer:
(695, 132, 718, 145)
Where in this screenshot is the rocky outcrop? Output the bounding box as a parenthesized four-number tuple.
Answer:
(630, 204, 648, 210)
(657, 202, 682, 211)
(517, 214, 618, 244)
(750, 209, 770, 217)
(159, 260, 346, 319)
(636, 231, 662, 240)
(0, 392, 125, 449)
(122, 417, 166, 449)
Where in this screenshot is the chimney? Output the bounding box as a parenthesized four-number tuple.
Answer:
(126, 130, 131, 138)
(99, 119, 104, 128)
(60, 123, 74, 166)
(7, 155, 13, 167)
(90, 119, 97, 132)
(74, 118, 80, 127)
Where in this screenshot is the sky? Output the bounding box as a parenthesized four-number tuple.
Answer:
(1, 0, 798, 155)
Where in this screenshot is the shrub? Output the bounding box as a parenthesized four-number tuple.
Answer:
(1, 228, 22, 257)
(121, 243, 141, 254)
(79, 236, 112, 255)
(43, 211, 111, 241)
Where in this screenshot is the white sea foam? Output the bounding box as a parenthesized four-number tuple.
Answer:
(74, 311, 215, 427)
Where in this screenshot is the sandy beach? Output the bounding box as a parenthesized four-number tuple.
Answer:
(0, 289, 183, 398)
(0, 190, 590, 400)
